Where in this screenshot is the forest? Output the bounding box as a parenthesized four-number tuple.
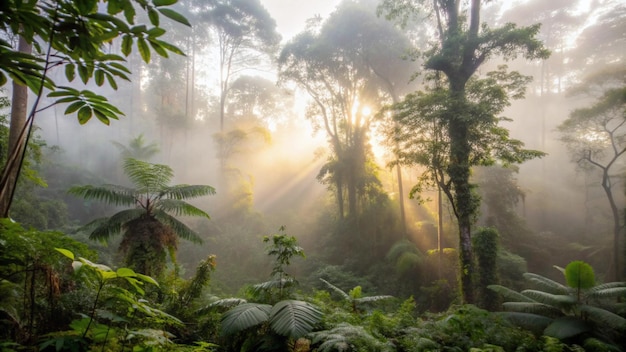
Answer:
(0, 0, 625, 351)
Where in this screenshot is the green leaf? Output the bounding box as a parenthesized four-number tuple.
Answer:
(148, 39, 168, 58)
(95, 69, 105, 86)
(157, 8, 190, 27)
(55, 248, 75, 260)
(77, 64, 89, 84)
(153, 0, 177, 6)
(65, 101, 84, 115)
(77, 106, 93, 124)
(93, 109, 110, 125)
(65, 63, 76, 81)
(137, 37, 150, 63)
(148, 8, 159, 26)
(221, 303, 271, 335)
(121, 35, 133, 56)
(269, 300, 323, 338)
(116, 267, 136, 278)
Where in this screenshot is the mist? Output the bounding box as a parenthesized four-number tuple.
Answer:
(7, 0, 625, 295)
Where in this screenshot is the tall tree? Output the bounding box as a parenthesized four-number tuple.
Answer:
(197, 0, 281, 132)
(558, 67, 626, 280)
(279, 1, 414, 222)
(380, 0, 549, 303)
(69, 158, 215, 277)
(0, 0, 189, 217)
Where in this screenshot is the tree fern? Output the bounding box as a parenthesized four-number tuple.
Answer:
(69, 158, 214, 277)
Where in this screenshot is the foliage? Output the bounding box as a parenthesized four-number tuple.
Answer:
(380, 0, 549, 304)
(0, 0, 188, 124)
(220, 300, 322, 351)
(558, 68, 626, 280)
(319, 278, 393, 314)
(44, 248, 181, 351)
(68, 157, 215, 277)
(489, 261, 626, 348)
(473, 227, 500, 311)
(309, 323, 395, 352)
(0, 219, 96, 345)
(249, 227, 305, 304)
(112, 134, 160, 161)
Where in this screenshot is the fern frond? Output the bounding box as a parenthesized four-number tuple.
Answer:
(124, 158, 173, 191)
(153, 210, 202, 244)
(488, 284, 535, 303)
(523, 273, 570, 294)
(386, 239, 421, 261)
(84, 209, 143, 242)
(579, 304, 626, 331)
(544, 316, 591, 340)
(221, 303, 271, 335)
(156, 199, 211, 218)
(502, 302, 563, 318)
(521, 290, 575, 307)
(68, 184, 136, 207)
(495, 312, 552, 335)
(587, 282, 626, 300)
(269, 300, 322, 338)
(320, 278, 350, 301)
(160, 184, 216, 200)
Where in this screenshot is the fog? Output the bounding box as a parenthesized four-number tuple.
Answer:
(13, 0, 625, 293)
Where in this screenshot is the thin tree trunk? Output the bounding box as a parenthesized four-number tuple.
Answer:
(0, 36, 32, 217)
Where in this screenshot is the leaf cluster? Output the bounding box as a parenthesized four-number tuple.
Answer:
(0, 0, 189, 125)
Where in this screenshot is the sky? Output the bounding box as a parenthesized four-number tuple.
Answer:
(261, 0, 341, 41)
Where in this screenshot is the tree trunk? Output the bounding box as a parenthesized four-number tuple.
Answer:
(0, 36, 32, 218)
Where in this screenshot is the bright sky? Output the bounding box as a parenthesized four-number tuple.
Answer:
(261, 0, 341, 41)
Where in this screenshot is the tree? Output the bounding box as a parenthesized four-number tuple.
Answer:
(279, 1, 413, 222)
(68, 158, 215, 277)
(0, 0, 190, 218)
(196, 0, 280, 130)
(380, 0, 549, 303)
(558, 68, 626, 281)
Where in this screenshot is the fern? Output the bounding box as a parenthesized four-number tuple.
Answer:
(522, 273, 570, 295)
(521, 290, 576, 307)
(268, 300, 322, 338)
(579, 304, 626, 331)
(502, 302, 562, 318)
(488, 285, 535, 303)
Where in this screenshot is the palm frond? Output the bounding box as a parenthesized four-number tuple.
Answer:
(68, 184, 136, 207)
(153, 210, 202, 244)
(544, 316, 591, 340)
(221, 303, 271, 336)
(269, 300, 323, 338)
(579, 304, 626, 331)
(123, 158, 173, 191)
(160, 184, 216, 200)
(502, 302, 563, 318)
(521, 290, 576, 307)
(319, 278, 350, 301)
(85, 209, 145, 242)
(156, 199, 210, 219)
(523, 273, 571, 294)
(495, 312, 553, 335)
(488, 284, 536, 303)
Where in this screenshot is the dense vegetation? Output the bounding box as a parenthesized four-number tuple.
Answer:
(1, 0, 625, 351)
